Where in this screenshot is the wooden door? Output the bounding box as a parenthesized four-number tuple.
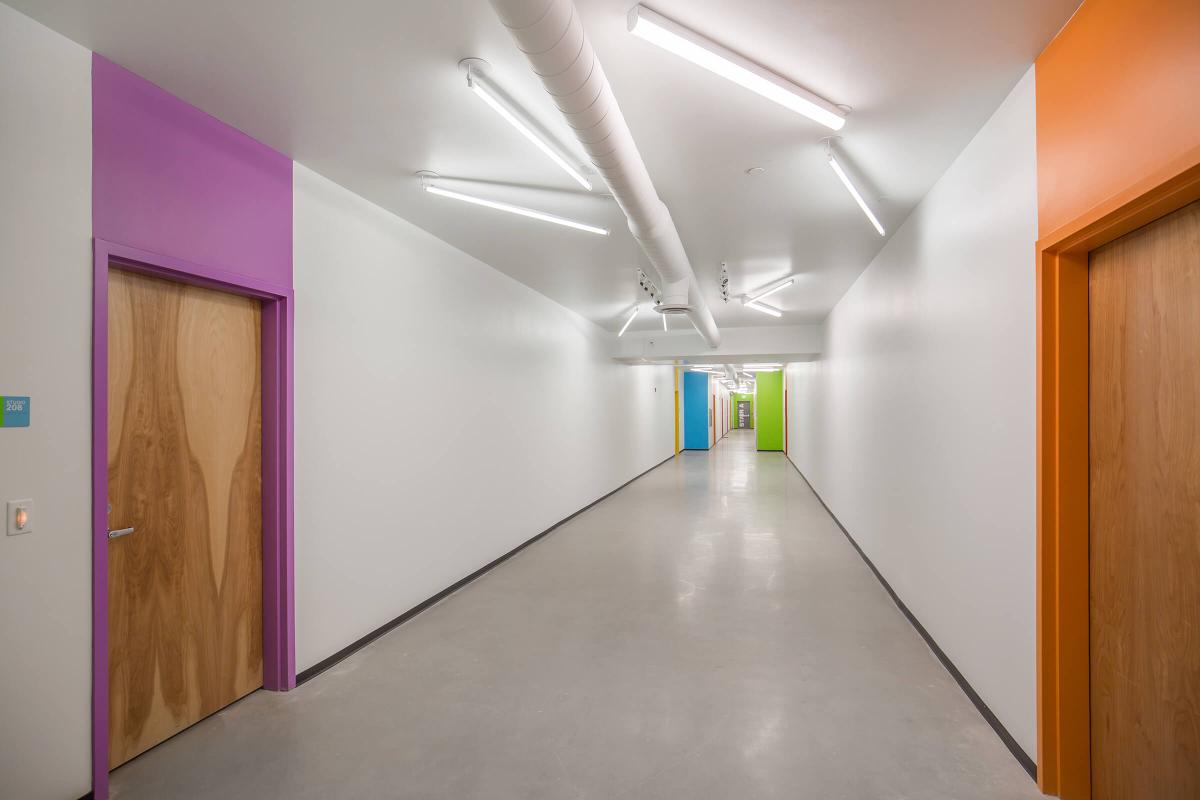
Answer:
(1089, 200, 1200, 798)
(107, 269, 263, 768)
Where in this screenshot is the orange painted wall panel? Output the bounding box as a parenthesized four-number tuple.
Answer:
(1035, 0, 1200, 238)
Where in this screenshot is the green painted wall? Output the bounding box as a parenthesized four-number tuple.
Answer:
(755, 371, 783, 451)
(731, 392, 754, 428)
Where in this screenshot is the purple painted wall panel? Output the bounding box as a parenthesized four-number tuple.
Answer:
(92, 54, 292, 286)
(90, 54, 294, 799)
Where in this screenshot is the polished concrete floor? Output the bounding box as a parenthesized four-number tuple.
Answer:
(112, 431, 1041, 799)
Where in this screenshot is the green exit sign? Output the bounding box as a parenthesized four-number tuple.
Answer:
(1, 396, 30, 427)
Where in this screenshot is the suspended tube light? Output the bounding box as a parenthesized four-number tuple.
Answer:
(747, 278, 794, 304)
(743, 298, 782, 317)
(628, 5, 846, 131)
(420, 177, 609, 236)
(461, 59, 592, 190)
(618, 306, 640, 337)
(825, 140, 885, 236)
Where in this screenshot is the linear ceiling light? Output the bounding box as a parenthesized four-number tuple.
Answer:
(827, 150, 885, 236)
(663, 312, 669, 331)
(424, 185, 609, 236)
(627, 5, 846, 131)
(618, 306, 640, 336)
(748, 278, 795, 305)
(464, 61, 592, 190)
(745, 300, 782, 318)
(744, 363, 781, 368)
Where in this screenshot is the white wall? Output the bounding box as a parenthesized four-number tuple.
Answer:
(786, 68, 1038, 756)
(293, 165, 675, 671)
(0, 5, 93, 798)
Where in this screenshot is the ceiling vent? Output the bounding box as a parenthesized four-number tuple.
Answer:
(654, 300, 692, 315)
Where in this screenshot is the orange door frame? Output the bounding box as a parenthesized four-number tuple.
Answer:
(1037, 148, 1200, 799)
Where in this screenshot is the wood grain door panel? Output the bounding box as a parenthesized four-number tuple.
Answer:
(1089, 200, 1200, 799)
(107, 268, 263, 768)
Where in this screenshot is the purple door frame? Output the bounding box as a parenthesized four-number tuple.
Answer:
(91, 238, 295, 799)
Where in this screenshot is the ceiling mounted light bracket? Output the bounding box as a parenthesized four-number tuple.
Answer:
(415, 170, 440, 189)
(459, 57, 592, 191)
(628, 4, 847, 131)
(637, 268, 662, 307)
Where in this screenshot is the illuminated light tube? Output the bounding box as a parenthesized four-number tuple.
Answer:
(746, 301, 782, 318)
(424, 185, 609, 236)
(628, 5, 846, 131)
(663, 312, 669, 331)
(467, 69, 591, 190)
(743, 363, 782, 368)
(828, 154, 885, 236)
(748, 278, 794, 304)
(618, 306, 640, 336)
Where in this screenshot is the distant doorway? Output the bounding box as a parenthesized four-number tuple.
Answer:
(736, 400, 753, 429)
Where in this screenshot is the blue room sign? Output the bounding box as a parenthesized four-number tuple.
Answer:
(0, 396, 30, 427)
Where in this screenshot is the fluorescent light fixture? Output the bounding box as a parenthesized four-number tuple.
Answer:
(744, 367, 780, 372)
(663, 312, 669, 331)
(828, 154, 885, 236)
(745, 301, 782, 318)
(743, 363, 782, 368)
(628, 5, 846, 131)
(424, 185, 609, 236)
(466, 66, 591, 190)
(748, 278, 794, 304)
(618, 306, 640, 336)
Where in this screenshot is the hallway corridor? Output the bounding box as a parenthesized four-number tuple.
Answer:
(109, 431, 1038, 799)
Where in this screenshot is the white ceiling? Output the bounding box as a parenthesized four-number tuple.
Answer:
(10, 0, 1078, 334)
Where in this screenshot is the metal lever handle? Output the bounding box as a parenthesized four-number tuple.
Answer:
(108, 527, 135, 540)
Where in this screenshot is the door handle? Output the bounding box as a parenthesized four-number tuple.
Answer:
(108, 526, 135, 540)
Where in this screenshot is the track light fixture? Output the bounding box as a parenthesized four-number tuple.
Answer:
(637, 269, 662, 307)
(719, 262, 730, 303)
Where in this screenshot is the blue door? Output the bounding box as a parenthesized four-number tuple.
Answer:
(683, 371, 710, 449)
